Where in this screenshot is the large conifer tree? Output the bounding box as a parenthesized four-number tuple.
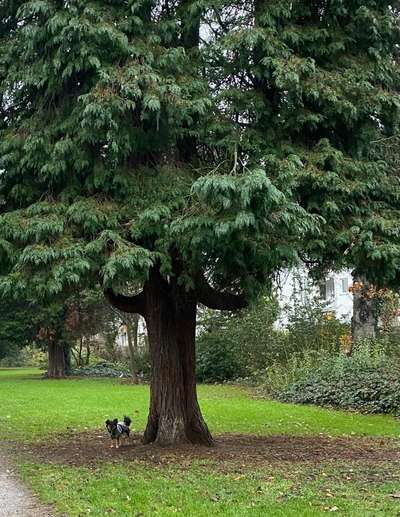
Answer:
(1, 1, 400, 444)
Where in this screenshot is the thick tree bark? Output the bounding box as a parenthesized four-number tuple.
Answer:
(351, 274, 377, 343)
(143, 271, 213, 446)
(47, 341, 66, 378)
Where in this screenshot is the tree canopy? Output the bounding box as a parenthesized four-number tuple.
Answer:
(0, 2, 399, 296)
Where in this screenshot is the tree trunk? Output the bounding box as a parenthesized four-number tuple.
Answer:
(105, 268, 246, 447)
(47, 341, 66, 378)
(64, 343, 71, 375)
(126, 315, 139, 384)
(85, 338, 91, 365)
(143, 272, 213, 446)
(351, 274, 377, 343)
(77, 337, 83, 366)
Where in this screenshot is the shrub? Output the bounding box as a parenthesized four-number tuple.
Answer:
(132, 349, 151, 381)
(0, 345, 47, 368)
(69, 361, 130, 378)
(281, 276, 350, 357)
(196, 290, 349, 383)
(273, 344, 400, 415)
(196, 334, 244, 383)
(259, 349, 330, 395)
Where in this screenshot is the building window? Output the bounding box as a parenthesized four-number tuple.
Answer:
(341, 277, 349, 294)
(320, 278, 335, 300)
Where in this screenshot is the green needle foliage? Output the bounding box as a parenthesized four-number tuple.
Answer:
(204, 1, 400, 284)
(0, 1, 399, 302)
(0, 297, 36, 359)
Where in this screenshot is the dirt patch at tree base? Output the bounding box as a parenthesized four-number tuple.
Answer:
(13, 433, 400, 470)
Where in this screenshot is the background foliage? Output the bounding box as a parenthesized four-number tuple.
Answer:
(196, 286, 349, 383)
(275, 343, 400, 416)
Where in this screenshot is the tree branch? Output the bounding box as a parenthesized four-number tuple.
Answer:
(196, 275, 248, 311)
(104, 289, 146, 316)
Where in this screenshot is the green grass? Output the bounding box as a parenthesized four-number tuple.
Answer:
(2, 368, 400, 516)
(20, 462, 400, 517)
(0, 368, 399, 441)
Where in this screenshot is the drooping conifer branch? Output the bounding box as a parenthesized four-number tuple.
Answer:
(104, 288, 146, 316)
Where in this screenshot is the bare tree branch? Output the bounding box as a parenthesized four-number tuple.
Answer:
(196, 274, 248, 311)
(104, 288, 146, 316)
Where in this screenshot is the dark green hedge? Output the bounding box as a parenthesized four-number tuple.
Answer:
(276, 359, 400, 415)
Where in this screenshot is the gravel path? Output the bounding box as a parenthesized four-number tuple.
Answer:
(0, 450, 54, 517)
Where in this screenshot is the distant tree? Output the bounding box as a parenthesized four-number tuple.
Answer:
(347, 129, 400, 342)
(65, 289, 112, 366)
(35, 301, 72, 377)
(0, 297, 35, 360)
(115, 311, 141, 383)
(1, 2, 400, 445)
(0, 295, 72, 377)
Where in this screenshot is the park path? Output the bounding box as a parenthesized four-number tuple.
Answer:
(0, 449, 54, 517)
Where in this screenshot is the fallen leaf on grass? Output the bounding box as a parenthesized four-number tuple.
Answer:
(389, 493, 400, 499)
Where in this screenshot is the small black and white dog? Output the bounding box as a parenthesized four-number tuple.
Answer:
(105, 416, 132, 448)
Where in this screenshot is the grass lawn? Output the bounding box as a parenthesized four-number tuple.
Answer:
(1, 368, 400, 516)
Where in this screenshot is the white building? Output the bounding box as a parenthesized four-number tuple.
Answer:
(115, 318, 147, 349)
(320, 273, 353, 321)
(276, 267, 353, 327)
